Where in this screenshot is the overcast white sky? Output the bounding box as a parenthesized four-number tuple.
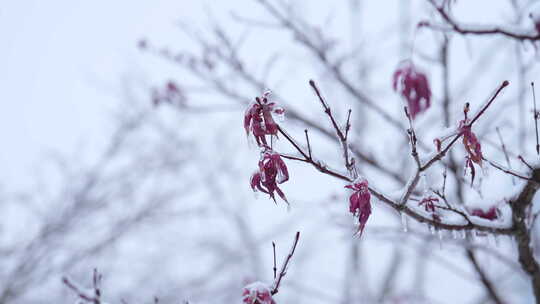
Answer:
(0, 0, 215, 187)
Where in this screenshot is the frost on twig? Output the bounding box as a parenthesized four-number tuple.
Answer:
(62, 269, 104, 304)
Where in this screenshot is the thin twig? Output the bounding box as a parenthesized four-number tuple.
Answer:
(345, 109, 352, 139)
(483, 157, 533, 182)
(496, 127, 513, 174)
(62, 271, 102, 304)
(309, 79, 355, 176)
(304, 129, 312, 159)
(271, 231, 300, 295)
(442, 166, 447, 196)
(421, 80, 509, 171)
(532, 82, 539, 155)
(404, 106, 421, 168)
(519, 155, 534, 171)
(272, 242, 277, 280)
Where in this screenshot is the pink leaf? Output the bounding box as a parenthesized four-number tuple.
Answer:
(460, 123, 483, 165)
(393, 62, 432, 119)
(458, 120, 482, 186)
(244, 91, 285, 147)
(419, 196, 439, 213)
(345, 178, 372, 235)
(242, 282, 276, 304)
(471, 207, 499, 220)
(250, 149, 289, 204)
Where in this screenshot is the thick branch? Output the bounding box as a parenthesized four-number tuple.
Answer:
(511, 168, 540, 303)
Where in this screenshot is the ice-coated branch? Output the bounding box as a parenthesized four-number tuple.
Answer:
(519, 155, 535, 171)
(510, 168, 540, 303)
(272, 241, 277, 280)
(482, 157, 532, 181)
(404, 107, 421, 168)
(304, 129, 312, 159)
(398, 81, 507, 215)
(421, 80, 509, 171)
(309, 79, 356, 177)
(276, 119, 514, 235)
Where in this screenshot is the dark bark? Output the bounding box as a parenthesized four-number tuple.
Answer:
(511, 168, 540, 303)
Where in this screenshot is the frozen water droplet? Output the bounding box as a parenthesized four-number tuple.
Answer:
(472, 230, 478, 242)
(401, 213, 408, 232)
(437, 229, 444, 249)
(493, 234, 500, 247)
(429, 225, 436, 235)
(420, 173, 428, 195)
(481, 164, 489, 176)
(472, 230, 488, 243)
(526, 217, 533, 230)
(489, 234, 499, 247)
(461, 230, 467, 239)
(452, 230, 458, 240)
(509, 235, 517, 251)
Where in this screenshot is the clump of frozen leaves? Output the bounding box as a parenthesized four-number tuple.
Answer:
(244, 90, 285, 147)
(250, 148, 289, 203)
(470, 206, 500, 220)
(345, 177, 372, 235)
(245, 91, 290, 204)
(242, 282, 276, 304)
(419, 196, 442, 222)
(459, 105, 483, 185)
(393, 61, 432, 119)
